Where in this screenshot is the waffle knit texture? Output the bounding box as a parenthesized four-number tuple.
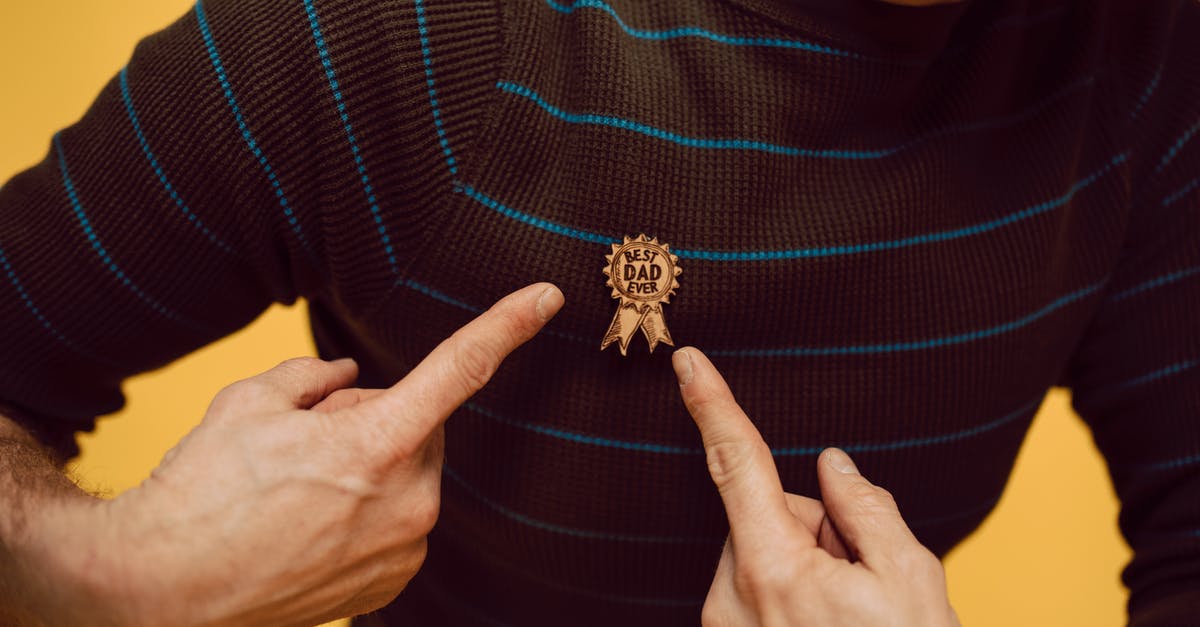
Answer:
(1, 0, 1198, 624)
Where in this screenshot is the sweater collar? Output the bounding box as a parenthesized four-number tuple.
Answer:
(721, 0, 972, 60)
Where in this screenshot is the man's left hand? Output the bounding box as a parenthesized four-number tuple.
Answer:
(672, 347, 960, 627)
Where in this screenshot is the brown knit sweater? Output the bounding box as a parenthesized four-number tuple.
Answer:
(1, 0, 1197, 624)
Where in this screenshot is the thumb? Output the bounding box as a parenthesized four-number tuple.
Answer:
(817, 448, 924, 572)
(210, 357, 360, 416)
(311, 387, 384, 413)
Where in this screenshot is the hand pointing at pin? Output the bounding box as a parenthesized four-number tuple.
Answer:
(672, 347, 960, 627)
(57, 284, 565, 626)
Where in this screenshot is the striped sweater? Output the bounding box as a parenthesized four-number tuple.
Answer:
(1, 0, 1198, 624)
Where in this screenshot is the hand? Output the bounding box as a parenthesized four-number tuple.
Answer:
(62, 283, 563, 626)
(672, 347, 959, 627)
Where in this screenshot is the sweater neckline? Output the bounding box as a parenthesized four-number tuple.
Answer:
(720, 0, 972, 60)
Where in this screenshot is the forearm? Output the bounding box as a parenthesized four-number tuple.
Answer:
(0, 413, 113, 626)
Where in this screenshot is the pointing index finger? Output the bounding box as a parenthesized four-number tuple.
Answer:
(349, 283, 564, 441)
(673, 347, 808, 555)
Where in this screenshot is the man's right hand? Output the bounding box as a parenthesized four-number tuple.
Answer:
(32, 282, 563, 626)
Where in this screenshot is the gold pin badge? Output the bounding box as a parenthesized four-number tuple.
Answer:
(601, 234, 682, 355)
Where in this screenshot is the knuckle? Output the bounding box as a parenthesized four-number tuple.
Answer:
(277, 355, 322, 372)
(705, 438, 767, 489)
(683, 384, 729, 419)
(413, 537, 430, 564)
(848, 481, 897, 513)
(492, 300, 535, 337)
(412, 499, 441, 534)
(736, 558, 789, 595)
(274, 357, 326, 405)
(399, 477, 442, 533)
(845, 480, 878, 502)
(210, 380, 266, 415)
(446, 336, 502, 396)
(399, 537, 430, 578)
(870, 486, 899, 512)
(207, 387, 237, 416)
(731, 562, 783, 608)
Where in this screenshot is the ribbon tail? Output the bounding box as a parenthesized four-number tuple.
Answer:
(601, 303, 648, 355)
(639, 305, 674, 353)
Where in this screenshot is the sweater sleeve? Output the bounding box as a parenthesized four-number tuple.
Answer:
(1063, 5, 1200, 624)
(0, 0, 330, 461)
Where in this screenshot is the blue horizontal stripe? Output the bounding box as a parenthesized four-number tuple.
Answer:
(676, 156, 1123, 261)
(118, 68, 237, 257)
(498, 80, 880, 157)
(1110, 360, 1197, 394)
(445, 464, 720, 544)
(463, 395, 1043, 457)
(195, 0, 315, 259)
(403, 268, 1102, 358)
(497, 74, 1096, 161)
(544, 0, 858, 58)
(1130, 65, 1163, 119)
(1142, 452, 1200, 473)
(460, 151, 1125, 262)
(402, 278, 483, 313)
(1112, 265, 1200, 301)
(459, 185, 613, 244)
(551, 0, 1065, 64)
(398, 277, 591, 344)
(1162, 176, 1199, 208)
(0, 242, 118, 366)
(773, 398, 1043, 455)
(54, 134, 208, 333)
(1114, 359, 1200, 473)
(1155, 120, 1200, 173)
(446, 461, 1003, 553)
(710, 282, 1102, 357)
(465, 402, 703, 454)
(303, 0, 398, 275)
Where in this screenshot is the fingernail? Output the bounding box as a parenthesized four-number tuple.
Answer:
(672, 348, 694, 386)
(536, 285, 564, 322)
(824, 448, 858, 474)
(332, 357, 357, 366)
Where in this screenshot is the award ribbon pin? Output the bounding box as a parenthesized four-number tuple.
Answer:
(601, 234, 682, 356)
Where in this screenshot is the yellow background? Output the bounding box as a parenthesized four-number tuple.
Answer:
(0, 2, 1131, 625)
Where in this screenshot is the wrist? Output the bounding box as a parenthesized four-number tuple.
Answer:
(17, 496, 139, 626)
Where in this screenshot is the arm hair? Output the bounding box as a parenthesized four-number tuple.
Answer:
(0, 413, 102, 626)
